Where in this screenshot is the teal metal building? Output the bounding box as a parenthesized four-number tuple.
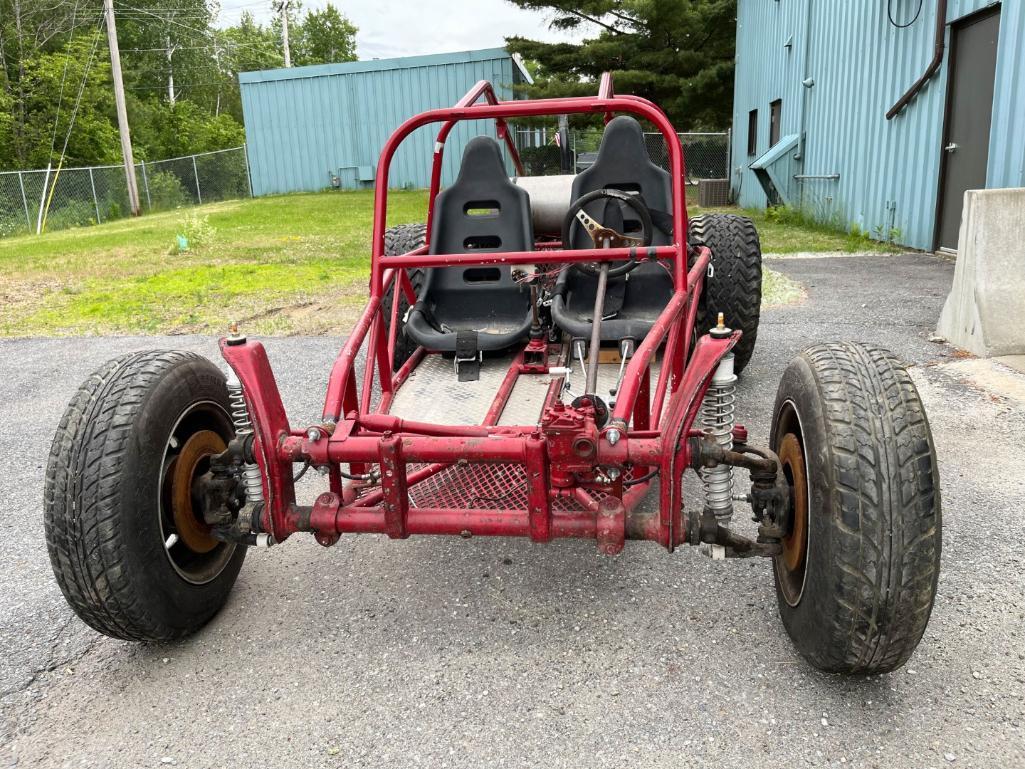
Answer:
(730, 1, 1025, 251)
(239, 48, 529, 195)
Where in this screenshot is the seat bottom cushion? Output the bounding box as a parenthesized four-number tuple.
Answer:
(550, 262, 674, 342)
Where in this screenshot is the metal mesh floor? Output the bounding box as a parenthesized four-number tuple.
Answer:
(378, 352, 659, 512)
(404, 461, 635, 512)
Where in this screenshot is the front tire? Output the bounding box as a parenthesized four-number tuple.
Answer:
(44, 351, 245, 641)
(770, 342, 941, 673)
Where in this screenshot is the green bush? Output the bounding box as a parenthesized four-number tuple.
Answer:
(43, 199, 97, 231)
(147, 170, 191, 211)
(173, 210, 216, 252)
(0, 211, 29, 238)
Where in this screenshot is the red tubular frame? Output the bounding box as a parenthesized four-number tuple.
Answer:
(220, 73, 739, 554)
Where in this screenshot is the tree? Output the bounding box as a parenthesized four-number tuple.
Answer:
(0, 0, 358, 173)
(16, 33, 120, 168)
(506, 0, 736, 130)
(0, 0, 101, 167)
(113, 0, 220, 113)
(127, 98, 245, 160)
(270, 2, 358, 67)
(294, 4, 358, 66)
(214, 11, 283, 122)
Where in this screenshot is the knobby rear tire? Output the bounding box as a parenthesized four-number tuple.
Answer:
(688, 214, 762, 374)
(381, 223, 427, 370)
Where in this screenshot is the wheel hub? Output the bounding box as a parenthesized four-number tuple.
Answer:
(777, 431, 808, 583)
(169, 430, 226, 553)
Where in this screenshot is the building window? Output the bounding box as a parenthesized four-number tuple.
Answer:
(769, 99, 782, 147)
(747, 109, 758, 156)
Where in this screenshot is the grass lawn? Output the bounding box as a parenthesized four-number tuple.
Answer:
(0, 191, 429, 337)
(0, 189, 885, 337)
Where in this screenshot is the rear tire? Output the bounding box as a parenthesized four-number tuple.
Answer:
(44, 351, 245, 641)
(381, 223, 427, 369)
(770, 342, 941, 673)
(688, 214, 762, 373)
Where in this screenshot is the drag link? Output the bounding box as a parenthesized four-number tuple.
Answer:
(688, 434, 777, 476)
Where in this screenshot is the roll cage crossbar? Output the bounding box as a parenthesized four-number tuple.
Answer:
(219, 73, 740, 554)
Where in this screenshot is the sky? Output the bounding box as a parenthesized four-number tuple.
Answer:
(216, 0, 585, 60)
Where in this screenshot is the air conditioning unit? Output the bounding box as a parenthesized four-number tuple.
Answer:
(698, 178, 730, 207)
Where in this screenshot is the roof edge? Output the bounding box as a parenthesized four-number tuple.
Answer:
(239, 47, 512, 85)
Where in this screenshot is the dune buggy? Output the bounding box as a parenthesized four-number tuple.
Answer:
(44, 74, 941, 673)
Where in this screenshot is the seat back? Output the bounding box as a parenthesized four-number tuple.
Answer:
(430, 136, 533, 255)
(406, 136, 534, 350)
(569, 116, 673, 249)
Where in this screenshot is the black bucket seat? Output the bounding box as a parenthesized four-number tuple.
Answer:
(404, 136, 535, 379)
(550, 116, 675, 342)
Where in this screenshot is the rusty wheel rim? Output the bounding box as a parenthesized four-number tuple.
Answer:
(169, 430, 226, 554)
(159, 401, 236, 585)
(775, 428, 809, 606)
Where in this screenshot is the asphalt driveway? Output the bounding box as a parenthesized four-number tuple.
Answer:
(2, 252, 1023, 768)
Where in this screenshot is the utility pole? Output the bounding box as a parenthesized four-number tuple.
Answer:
(166, 34, 176, 105)
(279, 0, 291, 67)
(103, 0, 141, 216)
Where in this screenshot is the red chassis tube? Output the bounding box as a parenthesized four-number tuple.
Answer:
(219, 74, 740, 554)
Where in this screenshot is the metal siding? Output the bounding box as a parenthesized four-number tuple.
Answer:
(732, 0, 1023, 250)
(240, 49, 519, 195)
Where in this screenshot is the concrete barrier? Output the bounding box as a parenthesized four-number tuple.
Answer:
(936, 188, 1025, 357)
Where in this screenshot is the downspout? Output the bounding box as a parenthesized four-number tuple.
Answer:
(797, 0, 814, 208)
(886, 0, 948, 119)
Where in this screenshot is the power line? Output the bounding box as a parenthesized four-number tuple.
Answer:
(49, 1, 85, 155)
(125, 81, 226, 89)
(40, 15, 107, 233)
(120, 39, 273, 52)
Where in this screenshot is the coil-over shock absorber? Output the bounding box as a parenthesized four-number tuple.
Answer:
(225, 369, 264, 505)
(700, 316, 738, 523)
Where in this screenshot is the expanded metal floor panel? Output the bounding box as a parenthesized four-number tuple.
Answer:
(406, 462, 576, 511)
(404, 461, 637, 512)
(377, 352, 660, 512)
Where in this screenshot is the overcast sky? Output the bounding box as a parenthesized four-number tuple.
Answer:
(216, 0, 585, 59)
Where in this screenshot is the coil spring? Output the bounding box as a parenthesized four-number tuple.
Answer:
(699, 356, 737, 522)
(227, 374, 265, 504)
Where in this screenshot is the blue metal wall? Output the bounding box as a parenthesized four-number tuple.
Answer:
(731, 0, 1025, 250)
(239, 48, 524, 195)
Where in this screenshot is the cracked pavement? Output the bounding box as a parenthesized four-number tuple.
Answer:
(1, 253, 1024, 768)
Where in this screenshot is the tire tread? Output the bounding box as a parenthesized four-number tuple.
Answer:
(45, 351, 237, 641)
(381, 223, 428, 369)
(778, 341, 941, 673)
(688, 214, 762, 373)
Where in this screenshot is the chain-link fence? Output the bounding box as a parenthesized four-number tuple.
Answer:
(0, 133, 730, 239)
(513, 128, 731, 183)
(0, 146, 251, 239)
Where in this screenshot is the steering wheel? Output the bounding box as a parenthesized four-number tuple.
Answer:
(562, 188, 654, 278)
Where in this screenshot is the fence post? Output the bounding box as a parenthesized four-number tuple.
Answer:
(192, 154, 202, 204)
(17, 171, 31, 230)
(243, 143, 253, 197)
(88, 167, 102, 223)
(140, 161, 152, 210)
(35, 162, 52, 235)
(726, 128, 732, 179)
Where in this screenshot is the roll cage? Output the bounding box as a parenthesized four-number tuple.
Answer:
(220, 72, 740, 554)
